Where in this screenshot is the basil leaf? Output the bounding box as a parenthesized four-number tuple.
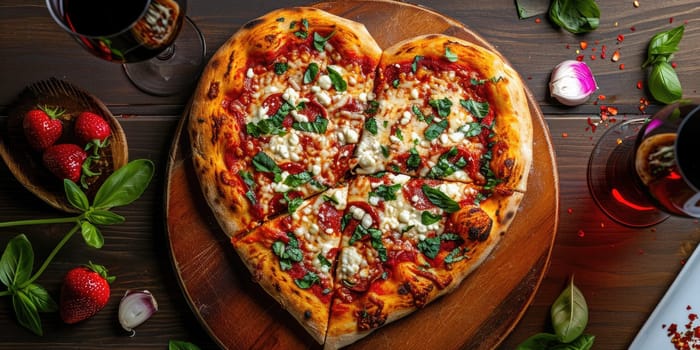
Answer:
(313, 30, 336, 51)
(239, 170, 256, 204)
(273, 233, 303, 271)
(21, 283, 57, 313)
(327, 66, 347, 92)
(370, 183, 402, 201)
(429, 98, 453, 118)
(273, 62, 288, 75)
(295, 271, 320, 289)
(551, 277, 589, 343)
(424, 119, 449, 141)
(303, 62, 319, 84)
(421, 185, 460, 213)
(515, 0, 550, 19)
(369, 228, 387, 262)
(411, 55, 424, 73)
(293, 116, 328, 134)
(169, 340, 202, 350)
(515, 333, 560, 350)
(80, 221, 104, 249)
(417, 236, 441, 259)
(407, 147, 421, 170)
(421, 211, 442, 225)
(459, 122, 483, 137)
(0, 234, 33, 288)
(444, 247, 468, 264)
(317, 253, 332, 268)
(444, 46, 458, 62)
(648, 25, 684, 58)
(284, 192, 303, 214)
(460, 99, 490, 119)
(392, 79, 400, 88)
(548, 0, 600, 34)
(86, 209, 125, 225)
(92, 159, 155, 210)
(13, 290, 42, 335)
(64, 179, 89, 211)
(648, 61, 682, 104)
(252, 152, 282, 182)
(284, 171, 312, 188)
(364, 117, 378, 135)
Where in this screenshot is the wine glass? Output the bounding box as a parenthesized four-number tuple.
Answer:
(46, 0, 206, 96)
(588, 100, 700, 227)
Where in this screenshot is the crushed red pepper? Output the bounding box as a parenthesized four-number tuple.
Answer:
(663, 305, 700, 349)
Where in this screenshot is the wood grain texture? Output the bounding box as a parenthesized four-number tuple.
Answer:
(1, 0, 700, 349)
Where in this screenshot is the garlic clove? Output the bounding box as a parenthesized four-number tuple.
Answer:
(118, 289, 158, 336)
(549, 60, 598, 106)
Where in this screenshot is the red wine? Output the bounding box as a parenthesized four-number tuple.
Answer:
(63, 0, 147, 37)
(49, 0, 184, 62)
(634, 103, 700, 217)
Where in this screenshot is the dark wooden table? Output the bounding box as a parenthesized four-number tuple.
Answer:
(1, 0, 699, 349)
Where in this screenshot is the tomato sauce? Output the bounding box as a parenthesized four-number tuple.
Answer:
(401, 179, 437, 210)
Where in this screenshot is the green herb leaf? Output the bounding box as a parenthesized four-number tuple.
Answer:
(551, 276, 589, 343)
(85, 209, 125, 225)
(548, 0, 600, 34)
(293, 116, 328, 134)
(274, 62, 288, 75)
(365, 100, 380, 116)
(327, 67, 347, 92)
(421, 185, 460, 213)
(647, 25, 685, 59)
(515, 333, 560, 350)
(80, 221, 104, 249)
(252, 152, 282, 182)
(429, 98, 453, 118)
(92, 159, 155, 210)
(295, 271, 320, 289)
(317, 253, 332, 268)
(313, 30, 336, 51)
(64, 180, 89, 211)
(648, 61, 682, 104)
(21, 283, 57, 313)
(284, 192, 303, 213)
(460, 99, 490, 119)
(407, 147, 421, 170)
(169, 340, 202, 350)
(364, 117, 378, 135)
(0, 234, 33, 288)
(424, 119, 449, 141)
(515, 0, 550, 19)
(421, 211, 442, 225)
(459, 122, 483, 137)
(411, 55, 424, 73)
(284, 172, 312, 188)
(417, 236, 441, 259)
(303, 62, 319, 84)
(370, 183, 402, 201)
(444, 46, 458, 62)
(239, 170, 256, 204)
(13, 290, 42, 335)
(273, 233, 303, 271)
(369, 228, 387, 262)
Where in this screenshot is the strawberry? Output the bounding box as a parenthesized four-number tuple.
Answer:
(42, 143, 88, 183)
(59, 262, 115, 324)
(22, 105, 65, 151)
(74, 112, 111, 147)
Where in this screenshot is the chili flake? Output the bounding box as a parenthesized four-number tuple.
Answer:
(580, 41, 588, 50)
(612, 50, 621, 62)
(617, 34, 625, 43)
(663, 305, 700, 349)
(637, 81, 644, 90)
(577, 229, 585, 238)
(535, 17, 541, 24)
(619, 63, 625, 70)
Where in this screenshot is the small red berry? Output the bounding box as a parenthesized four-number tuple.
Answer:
(42, 144, 87, 183)
(74, 112, 112, 146)
(59, 262, 115, 324)
(22, 105, 64, 151)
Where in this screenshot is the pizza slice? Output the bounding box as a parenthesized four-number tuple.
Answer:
(231, 185, 348, 345)
(324, 172, 523, 349)
(188, 7, 382, 238)
(354, 34, 532, 193)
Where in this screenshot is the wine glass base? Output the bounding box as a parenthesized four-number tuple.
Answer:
(587, 119, 670, 227)
(123, 16, 206, 96)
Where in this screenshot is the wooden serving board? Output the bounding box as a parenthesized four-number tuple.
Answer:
(165, 1, 559, 349)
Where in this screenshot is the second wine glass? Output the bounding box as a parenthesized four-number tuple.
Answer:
(588, 100, 700, 227)
(46, 0, 205, 96)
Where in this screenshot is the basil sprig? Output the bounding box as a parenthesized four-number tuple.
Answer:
(421, 185, 460, 213)
(642, 25, 685, 104)
(0, 159, 154, 335)
(272, 232, 303, 271)
(516, 276, 594, 350)
(548, 0, 600, 34)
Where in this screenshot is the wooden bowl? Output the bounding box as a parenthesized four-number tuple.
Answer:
(0, 78, 129, 213)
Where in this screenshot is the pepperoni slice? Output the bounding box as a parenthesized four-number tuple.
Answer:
(318, 201, 342, 233)
(401, 179, 438, 210)
(297, 99, 327, 120)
